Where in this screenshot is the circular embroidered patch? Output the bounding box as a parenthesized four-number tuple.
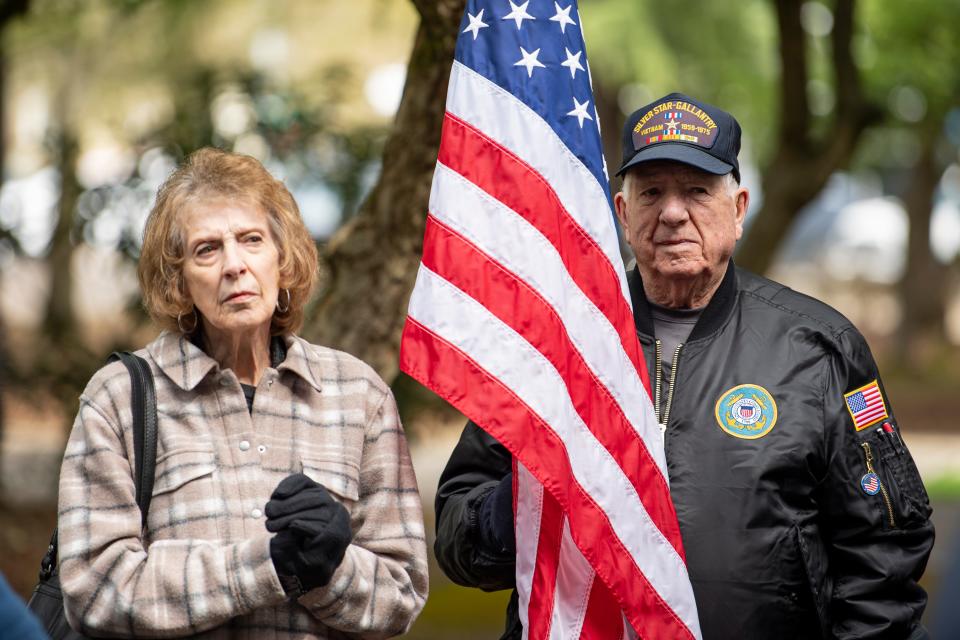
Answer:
(714, 384, 778, 439)
(861, 472, 881, 495)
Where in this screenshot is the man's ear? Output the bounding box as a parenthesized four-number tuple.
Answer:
(733, 187, 749, 240)
(614, 191, 629, 233)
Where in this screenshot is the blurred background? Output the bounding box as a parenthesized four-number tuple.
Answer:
(0, 0, 958, 637)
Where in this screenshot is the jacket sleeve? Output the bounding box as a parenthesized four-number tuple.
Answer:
(817, 327, 934, 639)
(434, 420, 516, 591)
(58, 378, 286, 638)
(298, 387, 429, 639)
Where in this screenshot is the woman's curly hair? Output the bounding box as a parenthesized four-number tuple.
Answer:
(138, 147, 319, 335)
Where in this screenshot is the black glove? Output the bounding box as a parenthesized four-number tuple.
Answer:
(266, 473, 353, 593)
(478, 472, 515, 554)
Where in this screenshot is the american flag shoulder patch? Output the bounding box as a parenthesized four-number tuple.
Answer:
(844, 379, 889, 431)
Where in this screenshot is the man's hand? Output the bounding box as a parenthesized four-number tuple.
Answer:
(478, 472, 515, 553)
(266, 473, 352, 593)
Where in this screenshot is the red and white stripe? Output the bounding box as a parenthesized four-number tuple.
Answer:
(515, 462, 637, 640)
(401, 61, 701, 639)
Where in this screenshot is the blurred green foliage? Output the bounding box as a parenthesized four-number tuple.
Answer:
(405, 579, 511, 639)
(582, 0, 960, 177)
(855, 0, 960, 173)
(925, 475, 960, 501)
(582, 0, 778, 157)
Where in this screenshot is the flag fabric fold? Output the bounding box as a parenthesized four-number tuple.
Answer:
(400, 2, 701, 637)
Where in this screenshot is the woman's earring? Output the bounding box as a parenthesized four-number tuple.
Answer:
(276, 288, 291, 313)
(177, 307, 198, 333)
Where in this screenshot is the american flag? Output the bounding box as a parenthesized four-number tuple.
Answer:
(399, 1, 701, 637)
(845, 380, 888, 431)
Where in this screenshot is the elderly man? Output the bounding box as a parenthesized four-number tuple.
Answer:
(434, 92, 934, 639)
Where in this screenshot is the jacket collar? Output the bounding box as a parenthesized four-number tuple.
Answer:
(276, 336, 325, 393)
(147, 331, 324, 393)
(627, 259, 738, 342)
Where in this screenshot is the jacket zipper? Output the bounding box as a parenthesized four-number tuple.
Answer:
(653, 340, 684, 435)
(654, 340, 663, 430)
(663, 343, 683, 428)
(861, 442, 896, 528)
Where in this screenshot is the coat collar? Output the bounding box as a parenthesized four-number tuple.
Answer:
(146, 331, 324, 393)
(627, 259, 738, 342)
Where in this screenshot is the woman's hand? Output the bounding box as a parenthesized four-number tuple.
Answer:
(265, 473, 353, 593)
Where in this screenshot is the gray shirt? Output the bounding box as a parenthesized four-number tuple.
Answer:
(650, 302, 702, 420)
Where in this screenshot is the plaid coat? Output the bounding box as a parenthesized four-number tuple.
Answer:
(57, 331, 428, 638)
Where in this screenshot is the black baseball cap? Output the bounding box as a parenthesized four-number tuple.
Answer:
(616, 92, 741, 182)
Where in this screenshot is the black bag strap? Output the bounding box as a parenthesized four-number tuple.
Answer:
(109, 352, 158, 521)
(39, 352, 157, 580)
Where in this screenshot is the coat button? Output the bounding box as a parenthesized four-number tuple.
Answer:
(239, 440, 250, 451)
(257, 445, 267, 454)
(250, 508, 262, 518)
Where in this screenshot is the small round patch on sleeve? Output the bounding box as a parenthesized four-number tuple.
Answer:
(861, 472, 881, 495)
(714, 384, 778, 439)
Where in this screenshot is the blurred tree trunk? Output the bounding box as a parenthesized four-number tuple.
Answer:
(0, 16, 9, 487)
(895, 124, 950, 370)
(593, 79, 622, 195)
(36, 123, 96, 411)
(736, 0, 879, 274)
(43, 129, 80, 341)
(593, 78, 634, 261)
(34, 53, 98, 416)
(302, 0, 465, 382)
(0, 0, 31, 490)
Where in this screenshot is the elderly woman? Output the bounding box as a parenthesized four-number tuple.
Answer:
(56, 148, 428, 638)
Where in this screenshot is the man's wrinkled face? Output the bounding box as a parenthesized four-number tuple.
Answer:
(614, 161, 748, 286)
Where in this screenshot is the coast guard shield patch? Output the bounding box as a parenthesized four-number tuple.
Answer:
(715, 384, 778, 439)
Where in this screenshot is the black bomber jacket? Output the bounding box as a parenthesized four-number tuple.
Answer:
(434, 262, 934, 640)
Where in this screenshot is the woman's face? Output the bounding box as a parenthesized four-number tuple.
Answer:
(180, 198, 281, 338)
